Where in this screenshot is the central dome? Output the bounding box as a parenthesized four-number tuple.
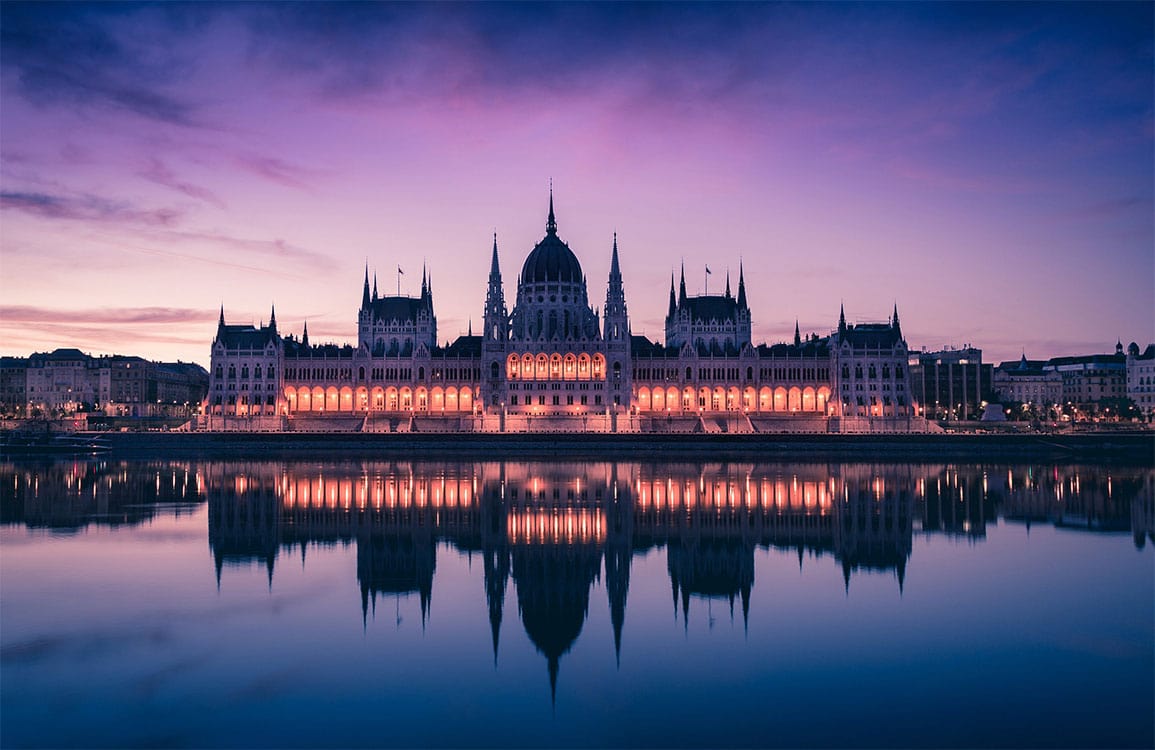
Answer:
(520, 190, 584, 284)
(521, 234, 583, 284)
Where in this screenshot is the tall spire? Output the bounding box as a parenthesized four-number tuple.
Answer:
(372, 273, 378, 301)
(892, 303, 901, 338)
(301, 320, 309, 347)
(609, 232, 621, 280)
(484, 231, 508, 342)
(667, 272, 677, 317)
(218, 304, 225, 328)
(678, 262, 687, 305)
(737, 262, 747, 309)
(268, 304, 277, 333)
(794, 320, 801, 347)
(838, 302, 847, 334)
(362, 265, 371, 309)
(421, 262, 428, 298)
(546, 180, 557, 235)
(724, 270, 732, 299)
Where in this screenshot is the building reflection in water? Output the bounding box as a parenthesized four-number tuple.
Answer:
(3, 458, 1152, 699)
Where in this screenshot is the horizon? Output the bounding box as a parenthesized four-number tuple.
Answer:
(2, 2, 1152, 368)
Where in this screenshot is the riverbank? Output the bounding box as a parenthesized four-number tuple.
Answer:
(32, 430, 1153, 464)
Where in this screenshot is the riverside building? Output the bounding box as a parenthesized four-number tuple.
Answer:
(205, 192, 922, 433)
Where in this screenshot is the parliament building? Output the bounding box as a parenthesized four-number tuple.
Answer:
(205, 192, 920, 432)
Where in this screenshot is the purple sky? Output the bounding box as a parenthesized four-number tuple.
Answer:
(1, 2, 1151, 367)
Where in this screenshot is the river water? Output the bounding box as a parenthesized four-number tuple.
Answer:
(2, 458, 1152, 748)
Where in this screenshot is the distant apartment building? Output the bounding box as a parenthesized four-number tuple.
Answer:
(26, 348, 102, 415)
(1043, 345, 1127, 411)
(908, 347, 993, 420)
(9, 348, 209, 418)
(1126, 342, 1155, 418)
(0, 356, 29, 416)
(993, 355, 1063, 411)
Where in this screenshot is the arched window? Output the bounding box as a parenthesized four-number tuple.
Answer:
(215, 366, 222, 378)
(358, 366, 366, 381)
(266, 365, 274, 378)
(746, 366, 753, 380)
(686, 366, 693, 380)
(491, 362, 499, 379)
(612, 361, 621, 381)
(418, 366, 425, 381)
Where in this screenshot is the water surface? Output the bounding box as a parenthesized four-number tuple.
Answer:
(2, 458, 1152, 748)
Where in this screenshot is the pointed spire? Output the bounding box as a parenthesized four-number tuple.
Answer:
(362, 265, 371, 309)
(490, 232, 501, 276)
(301, 320, 309, 347)
(468, 319, 473, 337)
(217, 304, 225, 330)
(737, 262, 747, 309)
(268, 305, 277, 333)
(838, 303, 847, 335)
(668, 272, 677, 317)
(794, 320, 801, 347)
(609, 232, 621, 280)
(678, 262, 687, 305)
(421, 262, 428, 298)
(892, 302, 902, 337)
(372, 273, 378, 301)
(546, 180, 557, 235)
(724, 270, 732, 299)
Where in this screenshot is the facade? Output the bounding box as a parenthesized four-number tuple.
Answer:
(1126, 343, 1155, 418)
(908, 347, 994, 420)
(205, 192, 919, 432)
(0, 356, 29, 417)
(1044, 347, 1127, 412)
(993, 355, 1064, 412)
(7, 349, 207, 418)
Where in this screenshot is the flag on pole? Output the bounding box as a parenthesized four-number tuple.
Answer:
(705, 266, 712, 274)
(398, 266, 404, 275)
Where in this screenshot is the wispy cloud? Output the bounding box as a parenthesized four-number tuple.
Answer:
(1, 191, 181, 227)
(233, 154, 320, 191)
(0, 305, 216, 325)
(1, 187, 331, 272)
(139, 159, 226, 209)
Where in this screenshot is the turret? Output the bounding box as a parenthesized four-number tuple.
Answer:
(301, 320, 309, 348)
(678, 263, 687, 306)
(838, 303, 847, 335)
(724, 271, 732, 299)
(892, 303, 902, 339)
(268, 305, 277, 335)
(667, 273, 677, 318)
(361, 265, 371, 310)
(737, 262, 747, 310)
(794, 320, 801, 347)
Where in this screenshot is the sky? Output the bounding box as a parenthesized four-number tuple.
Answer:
(1, 1, 1151, 368)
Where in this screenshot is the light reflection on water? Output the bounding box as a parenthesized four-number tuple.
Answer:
(2, 458, 1152, 749)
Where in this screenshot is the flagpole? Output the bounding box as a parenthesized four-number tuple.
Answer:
(397, 267, 401, 297)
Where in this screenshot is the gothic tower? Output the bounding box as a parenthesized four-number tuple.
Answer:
(482, 233, 510, 410)
(603, 233, 632, 409)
